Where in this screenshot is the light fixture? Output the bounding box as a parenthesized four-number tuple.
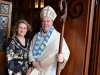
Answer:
(35, 0, 39, 8)
(35, 0, 44, 8)
(40, 0, 44, 8)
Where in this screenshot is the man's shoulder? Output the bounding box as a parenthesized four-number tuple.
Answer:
(53, 29, 60, 36)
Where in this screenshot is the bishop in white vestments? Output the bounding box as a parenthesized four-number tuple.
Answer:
(28, 6, 70, 75)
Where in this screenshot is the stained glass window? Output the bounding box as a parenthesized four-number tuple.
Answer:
(0, 16, 8, 51)
(0, 4, 9, 14)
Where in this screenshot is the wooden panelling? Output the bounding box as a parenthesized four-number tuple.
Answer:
(90, 2, 100, 75)
(97, 42, 100, 75)
(0, 52, 6, 75)
(97, 6, 100, 75)
(0, 1, 12, 75)
(54, 0, 90, 75)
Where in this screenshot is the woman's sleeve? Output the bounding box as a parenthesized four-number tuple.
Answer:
(6, 38, 15, 75)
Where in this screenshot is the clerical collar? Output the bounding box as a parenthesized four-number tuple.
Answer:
(42, 31, 48, 37)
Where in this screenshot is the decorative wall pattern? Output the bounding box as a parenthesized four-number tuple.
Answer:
(49, 0, 83, 19)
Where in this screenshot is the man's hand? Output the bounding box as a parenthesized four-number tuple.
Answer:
(56, 54, 64, 63)
(32, 61, 44, 71)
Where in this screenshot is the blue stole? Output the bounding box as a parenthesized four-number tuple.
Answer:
(33, 26, 54, 61)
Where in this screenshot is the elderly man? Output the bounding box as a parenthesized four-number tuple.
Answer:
(28, 6, 70, 75)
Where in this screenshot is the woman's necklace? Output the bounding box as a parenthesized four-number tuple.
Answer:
(16, 36, 25, 46)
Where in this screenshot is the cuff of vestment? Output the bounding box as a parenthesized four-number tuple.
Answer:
(29, 57, 35, 62)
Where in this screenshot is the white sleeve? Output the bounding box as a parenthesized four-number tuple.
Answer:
(60, 38, 70, 69)
(62, 38, 70, 62)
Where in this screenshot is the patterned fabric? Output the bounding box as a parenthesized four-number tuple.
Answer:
(6, 37, 30, 75)
(33, 26, 54, 61)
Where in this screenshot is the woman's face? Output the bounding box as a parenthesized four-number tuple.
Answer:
(41, 16, 53, 33)
(17, 23, 28, 37)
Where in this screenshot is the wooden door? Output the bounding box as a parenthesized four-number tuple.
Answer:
(52, 0, 95, 75)
(88, 1, 100, 75)
(0, 1, 12, 75)
(96, 6, 100, 74)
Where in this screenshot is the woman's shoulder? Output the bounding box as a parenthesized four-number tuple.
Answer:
(7, 37, 15, 47)
(8, 37, 14, 42)
(53, 29, 60, 36)
(7, 37, 16, 44)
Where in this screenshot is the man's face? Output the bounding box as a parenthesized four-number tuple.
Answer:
(41, 16, 53, 33)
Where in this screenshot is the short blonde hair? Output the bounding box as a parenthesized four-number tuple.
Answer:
(12, 19, 32, 37)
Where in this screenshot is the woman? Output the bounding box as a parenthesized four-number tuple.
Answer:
(29, 6, 70, 75)
(6, 20, 32, 75)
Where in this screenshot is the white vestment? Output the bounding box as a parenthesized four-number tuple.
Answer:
(29, 29, 70, 75)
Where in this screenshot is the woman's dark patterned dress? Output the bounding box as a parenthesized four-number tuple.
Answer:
(6, 37, 30, 75)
